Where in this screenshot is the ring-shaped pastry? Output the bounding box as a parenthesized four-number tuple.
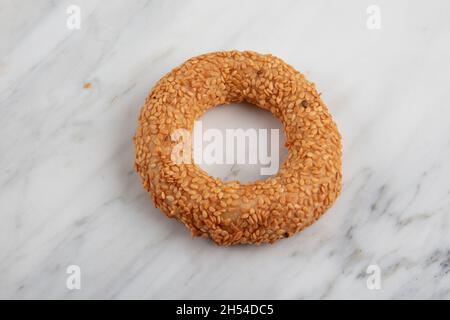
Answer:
(134, 51, 342, 245)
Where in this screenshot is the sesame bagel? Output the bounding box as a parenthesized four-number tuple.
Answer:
(134, 51, 342, 245)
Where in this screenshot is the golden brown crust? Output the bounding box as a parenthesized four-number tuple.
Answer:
(134, 51, 342, 245)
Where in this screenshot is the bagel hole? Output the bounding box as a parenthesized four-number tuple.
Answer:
(193, 103, 288, 183)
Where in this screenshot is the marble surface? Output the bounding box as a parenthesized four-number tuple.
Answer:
(1, 0, 450, 299)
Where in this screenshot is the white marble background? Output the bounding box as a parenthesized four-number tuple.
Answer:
(1, 0, 449, 299)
